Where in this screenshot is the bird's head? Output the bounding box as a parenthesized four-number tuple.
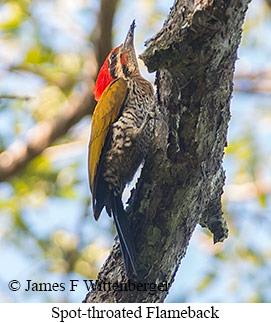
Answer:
(94, 20, 139, 101)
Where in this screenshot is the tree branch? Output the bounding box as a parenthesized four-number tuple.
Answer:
(85, 0, 251, 303)
(0, 0, 119, 183)
(0, 95, 33, 100)
(0, 91, 94, 182)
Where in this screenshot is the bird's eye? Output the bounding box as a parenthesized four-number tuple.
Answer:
(110, 51, 117, 61)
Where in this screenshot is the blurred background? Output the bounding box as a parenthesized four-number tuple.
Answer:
(0, 0, 270, 302)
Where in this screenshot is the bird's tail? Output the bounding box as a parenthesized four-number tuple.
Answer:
(112, 195, 137, 277)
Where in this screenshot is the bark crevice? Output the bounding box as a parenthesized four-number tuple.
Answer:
(85, 0, 251, 303)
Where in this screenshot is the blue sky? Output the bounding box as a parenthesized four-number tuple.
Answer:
(0, 0, 270, 303)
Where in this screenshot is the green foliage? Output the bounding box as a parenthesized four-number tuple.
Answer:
(0, 0, 270, 303)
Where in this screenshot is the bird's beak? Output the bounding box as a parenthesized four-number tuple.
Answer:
(123, 20, 136, 50)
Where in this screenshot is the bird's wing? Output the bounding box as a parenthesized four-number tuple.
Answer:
(88, 78, 128, 193)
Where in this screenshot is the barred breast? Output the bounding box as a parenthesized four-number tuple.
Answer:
(102, 76, 154, 195)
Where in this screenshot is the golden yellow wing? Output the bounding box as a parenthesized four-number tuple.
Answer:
(88, 78, 128, 193)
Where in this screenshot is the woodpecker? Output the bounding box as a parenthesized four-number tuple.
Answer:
(88, 20, 154, 277)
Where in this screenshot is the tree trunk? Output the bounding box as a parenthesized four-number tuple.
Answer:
(84, 0, 251, 303)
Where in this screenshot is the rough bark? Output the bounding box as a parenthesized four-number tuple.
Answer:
(84, 0, 251, 303)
